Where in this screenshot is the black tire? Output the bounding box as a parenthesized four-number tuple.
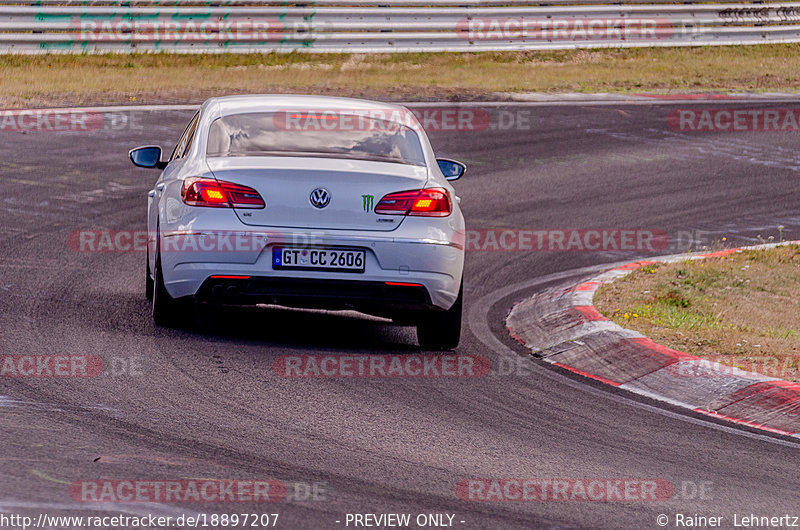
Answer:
(146, 250, 154, 302)
(152, 252, 187, 327)
(417, 283, 462, 350)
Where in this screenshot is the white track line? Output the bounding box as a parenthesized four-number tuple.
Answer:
(5, 94, 800, 114)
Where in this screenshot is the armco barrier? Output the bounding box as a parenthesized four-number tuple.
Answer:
(2, 1, 800, 53)
(506, 242, 800, 438)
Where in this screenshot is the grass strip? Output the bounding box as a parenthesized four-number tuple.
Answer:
(595, 244, 800, 382)
(2, 45, 800, 108)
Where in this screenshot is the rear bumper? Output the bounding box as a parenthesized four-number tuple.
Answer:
(158, 227, 464, 311)
(196, 276, 435, 316)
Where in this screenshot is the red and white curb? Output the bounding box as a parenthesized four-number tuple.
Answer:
(507, 241, 800, 438)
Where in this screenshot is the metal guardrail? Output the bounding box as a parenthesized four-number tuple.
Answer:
(8, 0, 800, 5)
(1, 1, 800, 53)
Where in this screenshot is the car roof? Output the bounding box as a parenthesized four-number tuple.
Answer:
(205, 94, 409, 117)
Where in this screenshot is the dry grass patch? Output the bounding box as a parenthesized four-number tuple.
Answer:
(3, 45, 800, 107)
(594, 245, 800, 382)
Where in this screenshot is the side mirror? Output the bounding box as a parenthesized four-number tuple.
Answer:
(129, 146, 167, 169)
(437, 158, 466, 181)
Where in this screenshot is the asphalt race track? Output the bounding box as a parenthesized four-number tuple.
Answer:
(1, 101, 799, 529)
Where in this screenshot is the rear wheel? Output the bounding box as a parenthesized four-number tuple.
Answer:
(417, 283, 462, 350)
(146, 250, 154, 302)
(152, 251, 189, 327)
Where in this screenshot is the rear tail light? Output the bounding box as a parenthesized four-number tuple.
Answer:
(181, 178, 265, 209)
(375, 188, 451, 217)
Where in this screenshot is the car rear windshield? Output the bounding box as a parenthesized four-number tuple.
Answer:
(206, 111, 426, 166)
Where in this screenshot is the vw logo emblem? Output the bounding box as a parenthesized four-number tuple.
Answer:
(309, 187, 331, 209)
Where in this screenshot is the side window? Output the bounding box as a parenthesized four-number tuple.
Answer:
(169, 112, 200, 162)
(183, 118, 200, 158)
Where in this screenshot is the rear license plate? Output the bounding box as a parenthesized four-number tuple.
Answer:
(273, 247, 365, 273)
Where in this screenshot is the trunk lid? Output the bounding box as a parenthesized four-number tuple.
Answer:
(206, 156, 428, 231)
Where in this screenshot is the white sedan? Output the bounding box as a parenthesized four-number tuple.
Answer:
(130, 95, 466, 349)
